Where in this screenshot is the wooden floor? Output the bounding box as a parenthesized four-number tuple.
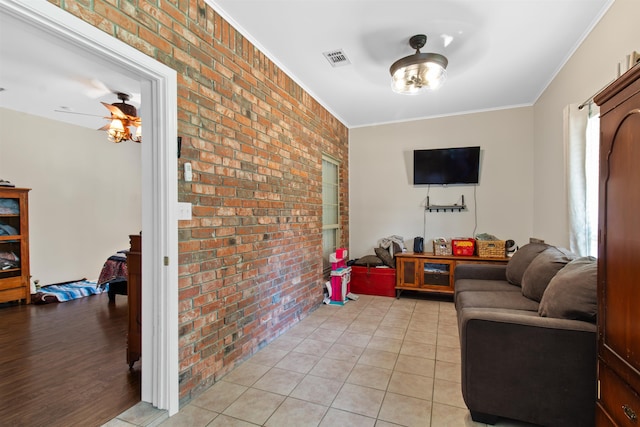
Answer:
(0, 293, 140, 427)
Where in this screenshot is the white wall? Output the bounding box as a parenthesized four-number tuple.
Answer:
(532, 0, 640, 246)
(349, 107, 534, 258)
(350, 0, 639, 257)
(0, 108, 142, 287)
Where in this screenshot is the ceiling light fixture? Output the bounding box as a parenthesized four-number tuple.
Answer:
(390, 34, 448, 95)
(100, 93, 142, 143)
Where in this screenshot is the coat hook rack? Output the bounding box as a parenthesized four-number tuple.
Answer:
(425, 195, 466, 212)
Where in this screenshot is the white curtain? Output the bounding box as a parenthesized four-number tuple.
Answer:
(564, 102, 599, 257)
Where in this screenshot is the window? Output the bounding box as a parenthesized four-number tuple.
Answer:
(565, 103, 599, 257)
(322, 155, 340, 272)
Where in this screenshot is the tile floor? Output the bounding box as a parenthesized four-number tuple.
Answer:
(105, 294, 535, 427)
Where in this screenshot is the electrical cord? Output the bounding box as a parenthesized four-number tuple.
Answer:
(472, 185, 478, 238)
(423, 185, 431, 242)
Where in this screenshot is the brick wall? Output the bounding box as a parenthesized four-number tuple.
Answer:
(51, 0, 349, 403)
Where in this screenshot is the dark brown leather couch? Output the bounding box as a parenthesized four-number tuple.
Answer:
(454, 243, 597, 427)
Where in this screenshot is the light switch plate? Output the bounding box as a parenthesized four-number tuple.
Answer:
(177, 202, 192, 220)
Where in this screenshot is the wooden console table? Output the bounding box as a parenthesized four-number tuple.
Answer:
(395, 252, 509, 298)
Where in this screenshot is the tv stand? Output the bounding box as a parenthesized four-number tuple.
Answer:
(395, 252, 508, 298)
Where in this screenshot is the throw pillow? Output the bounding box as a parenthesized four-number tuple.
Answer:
(538, 256, 597, 322)
(521, 247, 576, 302)
(505, 242, 550, 286)
(392, 241, 403, 257)
(353, 255, 384, 267)
(375, 246, 395, 268)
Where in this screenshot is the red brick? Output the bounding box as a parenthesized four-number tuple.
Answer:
(55, 0, 349, 404)
(139, 25, 172, 54)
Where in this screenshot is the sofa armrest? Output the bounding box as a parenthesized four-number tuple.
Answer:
(454, 263, 507, 281)
(459, 308, 596, 427)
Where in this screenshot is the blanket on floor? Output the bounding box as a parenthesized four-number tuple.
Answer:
(32, 279, 105, 304)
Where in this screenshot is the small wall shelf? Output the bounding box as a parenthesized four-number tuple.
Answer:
(425, 195, 466, 212)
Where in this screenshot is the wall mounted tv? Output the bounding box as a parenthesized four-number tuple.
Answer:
(413, 146, 481, 185)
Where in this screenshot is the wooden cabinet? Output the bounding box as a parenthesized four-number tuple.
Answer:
(0, 188, 30, 304)
(594, 64, 640, 426)
(126, 234, 141, 368)
(395, 252, 508, 298)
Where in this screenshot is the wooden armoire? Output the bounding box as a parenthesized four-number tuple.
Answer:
(0, 188, 30, 304)
(594, 63, 640, 426)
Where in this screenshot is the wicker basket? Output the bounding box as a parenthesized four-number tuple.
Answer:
(433, 240, 452, 256)
(476, 240, 506, 258)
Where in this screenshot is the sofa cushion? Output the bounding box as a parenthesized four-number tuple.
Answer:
(455, 264, 507, 282)
(521, 247, 576, 302)
(455, 279, 521, 294)
(538, 256, 597, 322)
(505, 243, 550, 286)
(454, 279, 521, 310)
(456, 290, 540, 312)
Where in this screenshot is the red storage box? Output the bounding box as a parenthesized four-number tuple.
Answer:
(350, 266, 396, 297)
(452, 238, 475, 256)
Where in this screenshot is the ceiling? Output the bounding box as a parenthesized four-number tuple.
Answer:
(1, 1, 612, 131)
(0, 9, 141, 131)
(207, 0, 612, 127)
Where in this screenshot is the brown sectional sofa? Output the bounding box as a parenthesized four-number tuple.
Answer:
(454, 243, 598, 427)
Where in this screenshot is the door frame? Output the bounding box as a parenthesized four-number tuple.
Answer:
(0, 0, 180, 415)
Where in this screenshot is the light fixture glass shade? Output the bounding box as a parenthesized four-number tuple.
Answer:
(107, 119, 126, 143)
(390, 52, 448, 95)
(126, 125, 142, 143)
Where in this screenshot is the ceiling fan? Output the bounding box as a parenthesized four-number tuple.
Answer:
(54, 91, 142, 143)
(98, 92, 142, 143)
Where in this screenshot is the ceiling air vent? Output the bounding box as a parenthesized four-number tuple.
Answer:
(323, 49, 351, 67)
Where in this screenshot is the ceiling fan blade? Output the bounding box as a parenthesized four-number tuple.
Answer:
(101, 102, 128, 119)
(98, 123, 111, 131)
(126, 116, 142, 126)
(54, 109, 103, 118)
(80, 78, 114, 98)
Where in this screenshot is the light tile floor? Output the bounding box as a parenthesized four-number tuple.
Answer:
(105, 294, 536, 427)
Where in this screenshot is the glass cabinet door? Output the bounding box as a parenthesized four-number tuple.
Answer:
(0, 196, 22, 280)
(422, 261, 452, 289)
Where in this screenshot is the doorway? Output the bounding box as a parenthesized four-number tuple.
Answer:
(0, 0, 180, 415)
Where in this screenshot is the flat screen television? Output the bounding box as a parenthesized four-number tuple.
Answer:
(413, 146, 481, 185)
